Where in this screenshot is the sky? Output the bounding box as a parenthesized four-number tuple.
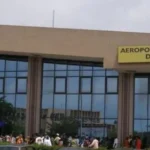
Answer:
(0, 0, 150, 32)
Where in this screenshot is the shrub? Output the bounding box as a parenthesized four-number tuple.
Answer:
(31, 144, 60, 150)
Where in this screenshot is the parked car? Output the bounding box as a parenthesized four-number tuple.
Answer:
(0, 145, 35, 150)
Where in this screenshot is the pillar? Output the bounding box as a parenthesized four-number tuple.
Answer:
(26, 57, 42, 136)
(118, 73, 134, 144)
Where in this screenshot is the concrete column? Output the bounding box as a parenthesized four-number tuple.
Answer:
(26, 57, 42, 136)
(118, 73, 134, 145)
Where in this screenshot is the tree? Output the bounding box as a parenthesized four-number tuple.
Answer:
(47, 117, 79, 136)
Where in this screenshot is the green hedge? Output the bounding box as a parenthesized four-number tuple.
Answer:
(31, 144, 60, 150)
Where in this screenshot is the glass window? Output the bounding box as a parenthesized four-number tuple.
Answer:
(17, 61, 28, 71)
(134, 94, 147, 119)
(67, 95, 78, 110)
(148, 95, 150, 119)
(93, 71, 105, 76)
(43, 77, 54, 94)
(0, 59, 5, 71)
(135, 78, 148, 94)
(68, 71, 79, 76)
(43, 63, 54, 70)
(5, 72, 16, 77)
(17, 78, 27, 93)
(106, 70, 118, 76)
(55, 78, 66, 93)
(68, 65, 79, 70)
(92, 95, 104, 118)
(5, 78, 16, 93)
(55, 64, 67, 70)
(16, 94, 27, 108)
(6, 60, 17, 71)
(81, 66, 92, 70)
(134, 120, 147, 133)
(81, 71, 92, 76)
(42, 94, 53, 109)
(0, 72, 4, 77)
(54, 94, 66, 110)
(80, 94, 91, 111)
(55, 71, 67, 76)
(5, 94, 15, 106)
(93, 77, 105, 93)
(67, 77, 79, 93)
(80, 78, 91, 93)
(0, 78, 3, 93)
(93, 66, 104, 70)
(106, 77, 118, 93)
(17, 72, 28, 77)
(43, 71, 54, 76)
(105, 95, 118, 118)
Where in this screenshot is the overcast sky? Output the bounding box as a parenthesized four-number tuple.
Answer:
(0, 0, 150, 32)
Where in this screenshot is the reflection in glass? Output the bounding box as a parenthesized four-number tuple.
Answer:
(16, 94, 27, 108)
(6, 60, 17, 71)
(55, 78, 66, 93)
(5, 94, 15, 106)
(67, 77, 79, 93)
(43, 77, 54, 94)
(93, 77, 105, 93)
(54, 94, 66, 110)
(18, 61, 28, 71)
(92, 95, 104, 118)
(0, 79, 3, 93)
(134, 94, 147, 119)
(105, 95, 118, 118)
(135, 78, 148, 94)
(107, 78, 118, 93)
(17, 78, 27, 93)
(42, 94, 53, 109)
(134, 120, 147, 133)
(5, 78, 16, 93)
(81, 78, 91, 93)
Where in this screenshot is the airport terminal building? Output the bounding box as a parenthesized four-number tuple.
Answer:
(0, 25, 150, 143)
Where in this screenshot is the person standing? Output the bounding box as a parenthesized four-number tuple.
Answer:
(113, 137, 118, 148)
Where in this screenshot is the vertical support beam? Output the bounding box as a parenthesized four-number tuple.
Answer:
(26, 57, 42, 136)
(118, 73, 134, 145)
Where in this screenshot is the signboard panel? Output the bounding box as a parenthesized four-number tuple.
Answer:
(118, 46, 150, 63)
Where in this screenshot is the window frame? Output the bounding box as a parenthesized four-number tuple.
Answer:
(16, 77, 27, 94)
(80, 77, 92, 94)
(54, 77, 67, 94)
(105, 76, 118, 94)
(0, 77, 4, 93)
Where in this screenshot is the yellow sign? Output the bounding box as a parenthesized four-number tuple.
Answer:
(118, 46, 150, 63)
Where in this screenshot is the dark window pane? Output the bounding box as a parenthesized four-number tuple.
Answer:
(5, 72, 16, 77)
(134, 95, 147, 119)
(92, 95, 104, 118)
(55, 64, 67, 70)
(0, 59, 5, 71)
(55, 78, 66, 93)
(67, 77, 79, 93)
(79, 94, 91, 111)
(43, 77, 54, 94)
(0, 79, 3, 93)
(5, 78, 16, 93)
(5, 94, 15, 106)
(67, 95, 78, 111)
(93, 66, 104, 70)
(18, 61, 28, 71)
(106, 70, 118, 76)
(17, 72, 28, 77)
(68, 65, 79, 70)
(135, 78, 148, 93)
(0, 72, 4, 77)
(17, 78, 27, 93)
(43, 71, 54, 76)
(55, 71, 67, 76)
(42, 94, 53, 109)
(105, 95, 118, 118)
(81, 66, 92, 70)
(93, 71, 105, 76)
(6, 60, 17, 71)
(105, 119, 117, 137)
(54, 94, 66, 110)
(134, 120, 147, 133)
(68, 71, 79, 76)
(93, 77, 105, 93)
(43, 63, 54, 70)
(81, 78, 91, 93)
(107, 78, 118, 93)
(16, 94, 27, 108)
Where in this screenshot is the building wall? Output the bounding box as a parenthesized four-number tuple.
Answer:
(1, 25, 150, 72)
